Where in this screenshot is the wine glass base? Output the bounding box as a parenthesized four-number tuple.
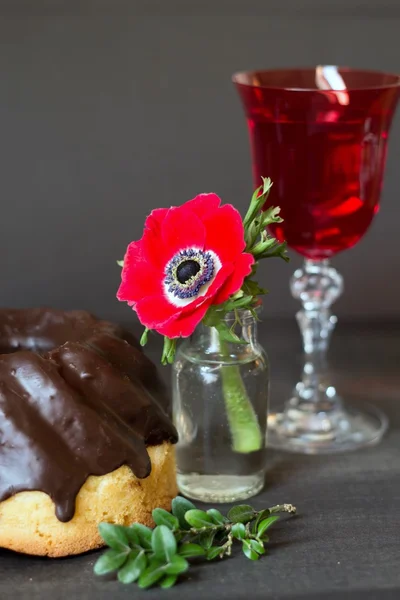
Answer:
(267, 403, 388, 454)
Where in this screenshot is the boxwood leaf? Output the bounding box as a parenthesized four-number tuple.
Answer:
(125, 527, 139, 546)
(227, 505, 255, 524)
(207, 509, 226, 525)
(98, 523, 130, 551)
(206, 546, 222, 561)
(117, 550, 146, 584)
(254, 509, 271, 531)
(94, 548, 128, 575)
(249, 539, 265, 555)
(160, 574, 178, 589)
(171, 496, 196, 529)
(231, 523, 246, 540)
(185, 509, 214, 528)
(129, 523, 152, 550)
(242, 541, 259, 561)
(257, 515, 280, 537)
(197, 529, 216, 550)
(164, 555, 189, 575)
(152, 525, 177, 562)
(178, 543, 206, 558)
(137, 558, 166, 589)
(152, 508, 179, 530)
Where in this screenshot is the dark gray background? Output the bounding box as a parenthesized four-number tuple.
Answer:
(1, 0, 400, 326)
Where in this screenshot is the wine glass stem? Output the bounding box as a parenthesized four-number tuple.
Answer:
(296, 307, 336, 409)
(268, 258, 388, 451)
(291, 259, 344, 417)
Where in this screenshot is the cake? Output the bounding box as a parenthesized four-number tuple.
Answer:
(0, 308, 178, 557)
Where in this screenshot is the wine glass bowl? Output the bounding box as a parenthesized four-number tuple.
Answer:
(234, 68, 400, 260)
(234, 67, 400, 453)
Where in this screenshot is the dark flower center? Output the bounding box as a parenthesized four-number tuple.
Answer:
(164, 248, 215, 301)
(176, 260, 201, 284)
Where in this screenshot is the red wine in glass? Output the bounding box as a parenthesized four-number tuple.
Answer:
(234, 67, 400, 453)
(253, 119, 386, 259)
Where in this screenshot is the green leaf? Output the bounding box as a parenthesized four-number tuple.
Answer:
(252, 237, 279, 257)
(206, 546, 223, 560)
(261, 176, 273, 195)
(249, 539, 265, 555)
(178, 543, 206, 558)
(260, 205, 282, 227)
(98, 523, 130, 551)
(227, 505, 255, 524)
(257, 515, 280, 537)
(164, 555, 189, 575)
(152, 525, 177, 562)
(140, 327, 149, 347)
(245, 220, 261, 249)
(232, 294, 254, 309)
(249, 307, 261, 322)
(152, 508, 179, 530)
(171, 496, 196, 529)
(206, 546, 222, 560)
(254, 509, 271, 531)
(214, 321, 246, 344)
(138, 558, 166, 589)
(160, 574, 178, 589)
(117, 550, 147, 584)
(231, 523, 246, 540)
(129, 523, 153, 550)
(202, 307, 220, 328)
(242, 541, 259, 561)
(243, 184, 265, 230)
(94, 548, 129, 575)
(125, 527, 139, 546)
(197, 529, 216, 550)
(185, 509, 214, 528)
(230, 289, 245, 301)
(207, 509, 226, 525)
(161, 337, 176, 365)
(242, 279, 268, 298)
(243, 178, 273, 238)
(204, 306, 247, 343)
(222, 294, 254, 312)
(116, 259, 124, 267)
(259, 247, 289, 262)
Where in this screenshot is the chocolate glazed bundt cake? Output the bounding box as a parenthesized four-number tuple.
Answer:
(0, 308, 178, 557)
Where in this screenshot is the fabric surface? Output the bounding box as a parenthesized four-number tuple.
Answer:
(1, 320, 399, 599)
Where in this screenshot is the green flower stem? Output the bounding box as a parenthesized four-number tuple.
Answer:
(217, 334, 263, 454)
(221, 364, 263, 453)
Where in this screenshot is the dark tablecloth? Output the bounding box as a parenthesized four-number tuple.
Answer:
(1, 320, 400, 599)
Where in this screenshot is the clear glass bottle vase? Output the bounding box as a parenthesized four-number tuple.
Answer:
(172, 310, 269, 503)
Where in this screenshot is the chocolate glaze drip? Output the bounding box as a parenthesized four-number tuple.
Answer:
(0, 308, 177, 522)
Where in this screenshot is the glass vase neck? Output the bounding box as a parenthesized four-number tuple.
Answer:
(188, 310, 259, 357)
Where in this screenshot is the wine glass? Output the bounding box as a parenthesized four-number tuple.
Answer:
(233, 66, 400, 453)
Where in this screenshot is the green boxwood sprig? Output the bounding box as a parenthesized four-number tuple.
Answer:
(94, 497, 297, 589)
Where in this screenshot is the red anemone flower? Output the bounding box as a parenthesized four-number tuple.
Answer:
(117, 193, 254, 338)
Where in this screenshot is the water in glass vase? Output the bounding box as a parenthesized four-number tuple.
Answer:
(172, 311, 269, 503)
